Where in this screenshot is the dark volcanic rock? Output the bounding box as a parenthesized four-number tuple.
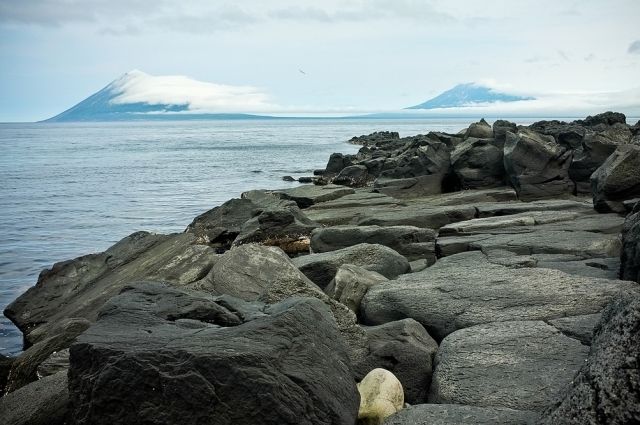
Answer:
(428, 320, 589, 411)
(348, 131, 399, 146)
(492, 119, 517, 146)
(576, 111, 627, 127)
(621, 203, 640, 282)
(0, 370, 68, 425)
(451, 137, 505, 189)
(293, 243, 410, 289)
(355, 319, 438, 404)
(310, 225, 436, 262)
(186, 198, 258, 246)
(324, 264, 388, 313)
(464, 118, 493, 139)
(539, 293, 640, 424)
(504, 128, 574, 200)
(384, 404, 538, 425)
(262, 184, 355, 208)
(68, 283, 360, 425)
(332, 164, 370, 187)
(591, 144, 640, 213)
(528, 120, 585, 149)
(0, 354, 13, 395)
(324, 152, 355, 175)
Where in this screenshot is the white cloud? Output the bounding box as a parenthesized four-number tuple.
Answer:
(109, 70, 276, 113)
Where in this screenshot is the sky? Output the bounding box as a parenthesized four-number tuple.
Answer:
(1, 0, 639, 122)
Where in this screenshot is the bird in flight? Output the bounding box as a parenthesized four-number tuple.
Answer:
(298, 69, 307, 75)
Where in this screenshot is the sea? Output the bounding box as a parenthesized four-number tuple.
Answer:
(0, 117, 568, 355)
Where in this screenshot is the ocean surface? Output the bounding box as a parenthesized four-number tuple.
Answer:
(0, 117, 556, 355)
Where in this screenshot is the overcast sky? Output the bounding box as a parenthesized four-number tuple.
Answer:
(1, 0, 639, 121)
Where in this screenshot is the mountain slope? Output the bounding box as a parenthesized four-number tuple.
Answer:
(407, 83, 534, 110)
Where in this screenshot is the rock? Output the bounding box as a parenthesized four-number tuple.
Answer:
(186, 198, 259, 246)
(36, 348, 70, 378)
(266, 184, 356, 208)
(621, 205, 640, 282)
(191, 244, 368, 363)
(293, 243, 410, 289)
(384, 404, 538, 425)
(591, 144, 640, 213)
(409, 259, 428, 273)
(451, 137, 505, 189)
(0, 354, 13, 395)
(547, 313, 601, 345)
(3, 231, 217, 390)
(504, 129, 574, 200)
(539, 293, 640, 424)
(576, 111, 627, 127)
(464, 118, 493, 139)
(528, 120, 585, 149)
(492, 119, 518, 146)
(324, 152, 355, 175)
(298, 176, 313, 183)
(355, 319, 438, 404)
(360, 251, 637, 340)
(325, 264, 388, 313)
(282, 175, 296, 181)
(357, 368, 404, 425)
(428, 320, 589, 411)
(348, 131, 400, 146)
(68, 283, 360, 425)
(570, 130, 630, 194)
(332, 165, 370, 187)
(310, 225, 436, 262)
(535, 256, 620, 279)
(0, 370, 68, 425)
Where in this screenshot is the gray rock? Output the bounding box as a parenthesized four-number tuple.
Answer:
(535, 256, 620, 279)
(191, 244, 368, 363)
(36, 348, 70, 378)
(324, 152, 355, 175)
(0, 354, 13, 395)
(325, 264, 388, 314)
(0, 371, 68, 425)
(332, 165, 370, 187)
(621, 207, 640, 282)
(186, 198, 259, 246)
(451, 137, 505, 189)
(311, 225, 436, 262)
(577, 111, 627, 127)
(384, 404, 538, 425)
(528, 120, 586, 149)
(493, 119, 518, 146)
(465, 119, 494, 139)
(591, 144, 640, 213)
(539, 293, 640, 424)
(293, 243, 410, 289)
(547, 313, 601, 345)
(504, 129, 574, 200)
(360, 251, 637, 340)
(68, 283, 360, 425)
(356, 319, 438, 404)
(266, 184, 355, 208)
(428, 321, 589, 411)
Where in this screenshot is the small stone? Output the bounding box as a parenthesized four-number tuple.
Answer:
(357, 368, 404, 425)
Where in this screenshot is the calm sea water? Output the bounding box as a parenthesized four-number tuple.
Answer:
(0, 117, 552, 355)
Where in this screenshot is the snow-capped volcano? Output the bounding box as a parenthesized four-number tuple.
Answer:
(44, 70, 274, 122)
(407, 83, 535, 110)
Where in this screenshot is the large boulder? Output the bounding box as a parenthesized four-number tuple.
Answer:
(186, 198, 258, 247)
(4, 231, 215, 391)
(492, 119, 518, 146)
(539, 293, 640, 424)
(451, 137, 505, 189)
(428, 320, 589, 411)
(310, 225, 436, 262)
(293, 243, 410, 289)
(355, 319, 438, 404)
(528, 120, 586, 149)
(576, 111, 627, 127)
(384, 404, 538, 425)
(68, 283, 360, 425)
(591, 144, 640, 213)
(504, 129, 574, 200)
(324, 152, 355, 175)
(620, 203, 640, 282)
(360, 251, 637, 340)
(464, 118, 494, 139)
(0, 370, 68, 425)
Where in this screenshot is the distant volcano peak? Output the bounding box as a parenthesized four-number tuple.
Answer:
(407, 83, 535, 110)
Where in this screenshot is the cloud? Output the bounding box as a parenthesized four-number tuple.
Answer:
(109, 70, 277, 113)
(628, 40, 640, 54)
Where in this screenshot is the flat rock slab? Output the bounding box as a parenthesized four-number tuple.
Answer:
(547, 313, 601, 345)
(311, 225, 436, 262)
(268, 184, 355, 208)
(428, 321, 589, 411)
(361, 251, 637, 340)
(384, 404, 538, 425)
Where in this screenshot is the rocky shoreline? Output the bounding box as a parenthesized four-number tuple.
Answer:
(1, 111, 639, 424)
